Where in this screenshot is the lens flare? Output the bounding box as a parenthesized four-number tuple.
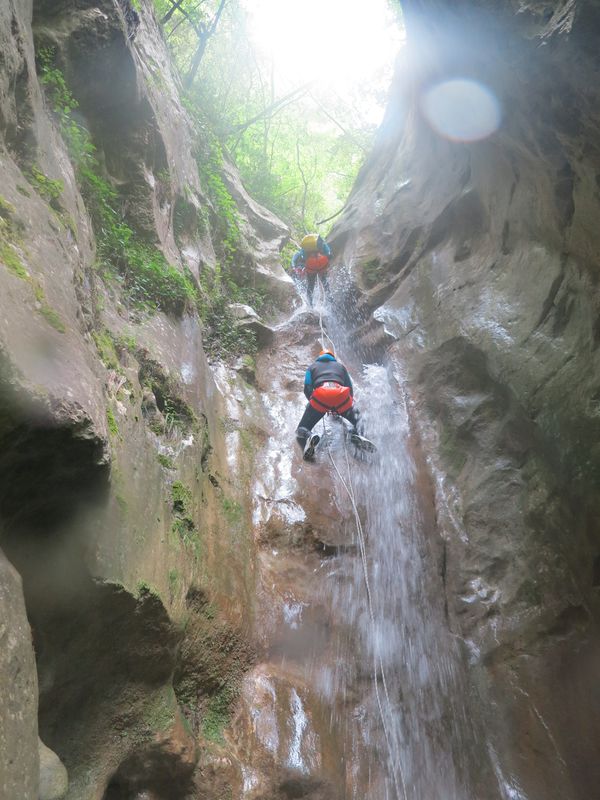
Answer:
(421, 78, 501, 142)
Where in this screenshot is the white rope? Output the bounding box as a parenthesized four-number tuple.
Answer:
(317, 291, 337, 355)
(317, 308, 407, 800)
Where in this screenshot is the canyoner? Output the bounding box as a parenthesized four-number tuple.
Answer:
(291, 233, 332, 307)
(296, 345, 375, 461)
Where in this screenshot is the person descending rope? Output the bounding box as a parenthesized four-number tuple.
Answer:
(291, 233, 331, 307)
(296, 348, 373, 460)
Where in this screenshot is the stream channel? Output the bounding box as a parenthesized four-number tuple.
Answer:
(229, 286, 497, 799)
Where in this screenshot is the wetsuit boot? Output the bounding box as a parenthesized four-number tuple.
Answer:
(349, 430, 376, 452)
(303, 433, 321, 460)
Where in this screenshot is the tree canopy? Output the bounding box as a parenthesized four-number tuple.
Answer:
(152, 0, 402, 238)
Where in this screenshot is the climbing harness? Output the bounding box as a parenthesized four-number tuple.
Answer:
(316, 306, 407, 800)
(310, 383, 353, 414)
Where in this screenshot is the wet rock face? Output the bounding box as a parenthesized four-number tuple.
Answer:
(0, 0, 291, 797)
(38, 738, 68, 800)
(0, 552, 38, 800)
(330, 1, 600, 796)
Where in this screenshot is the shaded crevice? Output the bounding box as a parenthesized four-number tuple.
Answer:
(592, 555, 600, 588)
(534, 255, 567, 330)
(0, 418, 109, 533)
(554, 161, 575, 230)
(102, 743, 195, 800)
(33, 580, 183, 800)
(0, 358, 190, 797)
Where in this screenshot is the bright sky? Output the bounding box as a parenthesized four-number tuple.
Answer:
(243, 0, 403, 114)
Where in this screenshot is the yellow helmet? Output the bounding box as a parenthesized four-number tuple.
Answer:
(301, 233, 320, 253)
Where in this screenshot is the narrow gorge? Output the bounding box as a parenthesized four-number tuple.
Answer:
(1, 2, 599, 800)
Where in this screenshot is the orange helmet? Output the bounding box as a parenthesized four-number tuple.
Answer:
(319, 348, 335, 358)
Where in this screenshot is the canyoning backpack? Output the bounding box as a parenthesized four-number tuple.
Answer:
(310, 383, 353, 414)
(305, 253, 329, 273)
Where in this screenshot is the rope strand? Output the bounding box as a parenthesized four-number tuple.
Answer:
(317, 306, 407, 800)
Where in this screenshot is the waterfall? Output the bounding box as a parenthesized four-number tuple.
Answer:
(313, 296, 488, 799)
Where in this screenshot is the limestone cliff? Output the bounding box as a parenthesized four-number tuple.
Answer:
(330, 1, 600, 797)
(0, 0, 294, 797)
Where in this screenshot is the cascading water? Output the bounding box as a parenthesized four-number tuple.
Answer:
(314, 298, 492, 799)
(245, 286, 496, 799)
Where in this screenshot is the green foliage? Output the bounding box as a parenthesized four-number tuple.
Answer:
(157, 453, 175, 469)
(115, 331, 138, 353)
(221, 496, 242, 524)
(28, 166, 64, 208)
(37, 48, 194, 314)
(199, 281, 258, 360)
(137, 580, 162, 600)
(33, 283, 66, 333)
(171, 481, 201, 556)
(92, 329, 120, 370)
(168, 568, 180, 598)
(139, 355, 197, 432)
(0, 198, 67, 332)
(154, 1, 378, 233)
(143, 686, 177, 733)
(107, 407, 120, 437)
(362, 258, 384, 288)
(0, 196, 28, 280)
(172, 481, 192, 514)
(0, 196, 16, 218)
(194, 131, 241, 266)
(1, 243, 25, 277)
(202, 685, 235, 743)
(0, 242, 28, 280)
(38, 303, 67, 333)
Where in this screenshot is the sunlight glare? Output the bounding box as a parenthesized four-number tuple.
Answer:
(244, 0, 402, 92)
(421, 79, 501, 142)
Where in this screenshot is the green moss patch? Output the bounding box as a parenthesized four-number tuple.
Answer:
(438, 424, 467, 475)
(174, 588, 255, 741)
(28, 165, 64, 210)
(138, 352, 197, 433)
(107, 407, 120, 437)
(362, 258, 385, 288)
(92, 328, 120, 370)
(0, 196, 16, 219)
(0, 197, 29, 281)
(221, 496, 242, 525)
(142, 685, 177, 734)
(0, 242, 28, 280)
(37, 48, 194, 315)
(171, 481, 201, 558)
(33, 283, 66, 333)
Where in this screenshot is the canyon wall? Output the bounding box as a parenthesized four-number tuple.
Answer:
(329, 1, 600, 797)
(0, 1, 310, 797)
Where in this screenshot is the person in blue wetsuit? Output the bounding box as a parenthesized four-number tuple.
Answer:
(291, 233, 331, 307)
(296, 348, 365, 460)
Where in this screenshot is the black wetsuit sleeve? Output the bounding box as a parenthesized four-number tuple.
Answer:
(344, 368, 354, 396)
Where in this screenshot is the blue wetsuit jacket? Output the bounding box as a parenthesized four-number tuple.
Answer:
(291, 237, 332, 269)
